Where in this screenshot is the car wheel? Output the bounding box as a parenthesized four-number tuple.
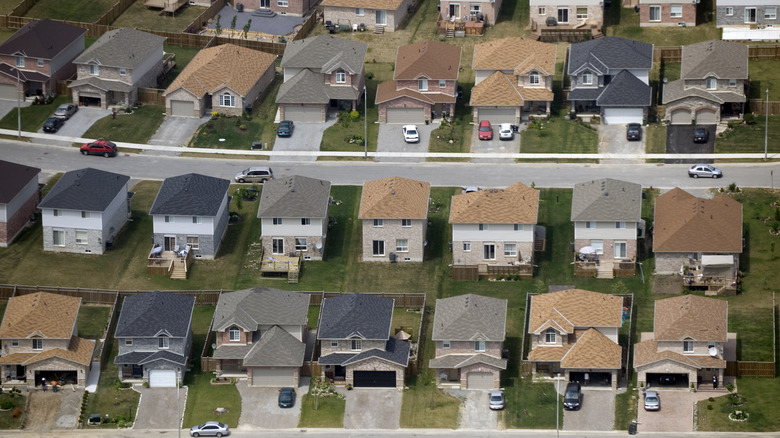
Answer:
(81, 150, 88, 155)
(192, 433, 199, 437)
(238, 178, 245, 183)
(104, 152, 110, 158)
(692, 174, 699, 178)
(216, 434, 223, 438)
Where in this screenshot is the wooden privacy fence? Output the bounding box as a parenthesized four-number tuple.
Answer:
(138, 88, 166, 106)
(748, 100, 780, 115)
(726, 361, 775, 377)
(655, 44, 780, 63)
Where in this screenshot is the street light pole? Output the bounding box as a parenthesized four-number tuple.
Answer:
(363, 86, 368, 159)
(765, 88, 769, 161)
(556, 373, 560, 438)
(177, 369, 181, 438)
(14, 67, 20, 138)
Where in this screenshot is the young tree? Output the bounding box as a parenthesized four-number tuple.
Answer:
(242, 19, 252, 39)
(215, 14, 222, 36)
(230, 15, 237, 33)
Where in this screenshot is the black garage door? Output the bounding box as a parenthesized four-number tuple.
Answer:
(570, 371, 612, 387)
(647, 373, 689, 388)
(353, 370, 396, 387)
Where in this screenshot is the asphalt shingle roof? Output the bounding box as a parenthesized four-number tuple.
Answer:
(243, 325, 306, 367)
(571, 178, 642, 222)
(528, 289, 623, 335)
(595, 70, 652, 107)
(115, 292, 195, 338)
(276, 68, 361, 103)
(568, 37, 653, 75)
(429, 353, 507, 370)
(318, 338, 410, 367)
(0, 292, 80, 339)
(149, 173, 230, 216)
(394, 41, 461, 80)
(280, 35, 367, 74)
(73, 28, 165, 69)
(317, 294, 393, 340)
(431, 294, 507, 341)
(0, 19, 85, 60)
(38, 168, 129, 212)
(472, 37, 556, 75)
(213, 287, 309, 332)
(449, 182, 539, 224)
(358, 177, 430, 219)
(633, 340, 726, 369)
(68, 76, 134, 93)
(681, 40, 748, 80)
(559, 328, 622, 370)
(137, 350, 187, 366)
(653, 295, 728, 342)
(257, 175, 331, 218)
(0, 160, 39, 204)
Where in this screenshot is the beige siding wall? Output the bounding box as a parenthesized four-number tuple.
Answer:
(434, 340, 503, 358)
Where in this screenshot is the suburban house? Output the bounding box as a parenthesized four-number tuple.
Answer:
(717, 0, 780, 40)
(470, 37, 556, 124)
(376, 41, 461, 124)
(163, 44, 277, 118)
(429, 294, 508, 389)
(358, 176, 431, 262)
(317, 293, 410, 388)
(322, 0, 415, 32)
(38, 168, 131, 255)
(527, 289, 623, 389)
(529, 0, 604, 40)
(567, 37, 654, 125)
(149, 173, 231, 259)
(653, 188, 743, 295)
(439, 0, 502, 26)
(276, 35, 367, 122)
(0, 160, 40, 247)
(449, 182, 540, 279)
(211, 287, 309, 387)
(0, 19, 86, 100)
(634, 295, 733, 389)
(638, 0, 697, 27)
(237, 0, 316, 16)
(662, 40, 748, 125)
(114, 291, 195, 387)
(0, 292, 95, 388)
(257, 175, 332, 261)
(571, 178, 643, 278)
(69, 27, 166, 109)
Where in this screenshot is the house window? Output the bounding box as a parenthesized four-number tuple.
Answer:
(165, 216, 173, 223)
(220, 93, 235, 107)
(439, 80, 446, 88)
(478, 223, 488, 231)
(295, 237, 307, 251)
(402, 219, 412, 227)
(75, 230, 88, 245)
(576, 7, 587, 19)
(89, 64, 99, 75)
(37, 58, 44, 67)
(277, 0, 288, 6)
(272, 238, 284, 254)
(545, 328, 556, 343)
(582, 71, 594, 85)
(504, 243, 517, 257)
(745, 7, 757, 23)
(615, 221, 626, 229)
(557, 8, 569, 23)
(11, 339, 18, 347)
(729, 79, 736, 87)
(81, 211, 90, 218)
(766, 7, 777, 19)
(684, 340, 694, 353)
(52, 229, 64, 246)
(15, 56, 24, 67)
(463, 242, 471, 251)
(186, 236, 199, 250)
(119, 68, 126, 76)
(443, 340, 451, 349)
(192, 216, 202, 224)
(373, 219, 383, 227)
(706, 77, 717, 90)
(376, 9, 387, 25)
(670, 4, 682, 18)
(591, 240, 604, 254)
(32, 339, 43, 350)
(125, 339, 133, 346)
(538, 6, 546, 15)
(474, 340, 485, 352)
(301, 218, 311, 225)
(372, 240, 385, 256)
(615, 241, 627, 259)
(273, 218, 283, 225)
(725, 6, 733, 15)
(470, 4, 480, 14)
(336, 70, 346, 83)
(483, 243, 496, 260)
(586, 221, 596, 229)
(396, 239, 408, 252)
(351, 339, 362, 351)
(53, 209, 62, 217)
(514, 224, 524, 231)
(331, 340, 338, 347)
(355, 7, 364, 16)
(529, 71, 540, 85)
(229, 327, 240, 341)
(649, 5, 661, 21)
(158, 337, 169, 349)
(418, 79, 428, 91)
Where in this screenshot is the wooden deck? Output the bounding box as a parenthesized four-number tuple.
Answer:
(437, 16, 485, 37)
(147, 245, 193, 280)
(260, 255, 301, 283)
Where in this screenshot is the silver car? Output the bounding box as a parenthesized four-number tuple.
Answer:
(53, 103, 78, 119)
(190, 421, 229, 437)
(234, 167, 273, 183)
(489, 390, 505, 410)
(688, 164, 722, 178)
(644, 390, 660, 411)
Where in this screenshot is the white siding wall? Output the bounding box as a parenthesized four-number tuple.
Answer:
(42, 208, 103, 230)
(283, 67, 303, 82)
(596, 326, 619, 343)
(153, 215, 216, 234)
(573, 221, 638, 240)
(452, 223, 535, 243)
(261, 217, 325, 237)
(259, 324, 305, 342)
(1, 177, 38, 221)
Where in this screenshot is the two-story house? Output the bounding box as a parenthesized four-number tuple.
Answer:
(317, 293, 410, 388)
(429, 294, 507, 389)
(0, 292, 95, 388)
(0, 19, 86, 100)
(634, 295, 734, 389)
(38, 168, 131, 255)
(276, 35, 368, 123)
(149, 173, 231, 259)
(377, 41, 461, 124)
(717, 0, 780, 41)
(663, 40, 748, 125)
(114, 291, 195, 387)
(322, 0, 415, 32)
(653, 188, 743, 294)
(567, 37, 654, 125)
(211, 287, 309, 387)
(529, 0, 604, 40)
(449, 183, 540, 279)
(527, 289, 623, 389)
(638, 0, 697, 27)
(0, 160, 40, 247)
(440, 0, 503, 25)
(69, 28, 166, 109)
(258, 175, 331, 261)
(470, 37, 556, 124)
(572, 178, 643, 278)
(358, 176, 430, 262)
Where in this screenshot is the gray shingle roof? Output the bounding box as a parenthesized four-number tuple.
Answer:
(429, 353, 507, 370)
(662, 78, 746, 104)
(567, 87, 603, 101)
(681, 40, 748, 80)
(275, 68, 361, 104)
(68, 76, 134, 93)
(149, 173, 230, 216)
(115, 350, 187, 366)
(318, 338, 410, 367)
(38, 168, 129, 212)
(257, 175, 331, 218)
(317, 294, 393, 340)
(115, 291, 195, 338)
(568, 37, 653, 75)
(431, 294, 507, 341)
(280, 35, 367, 74)
(243, 325, 305, 367)
(0, 160, 39, 204)
(596, 70, 652, 107)
(213, 287, 309, 332)
(571, 178, 642, 222)
(73, 28, 165, 69)
(0, 19, 85, 60)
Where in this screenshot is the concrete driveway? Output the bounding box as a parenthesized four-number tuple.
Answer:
(470, 123, 520, 163)
(445, 389, 498, 430)
(343, 388, 402, 429)
(37, 107, 112, 143)
(562, 388, 615, 431)
(133, 386, 187, 430)
(0, 98, 31, 121)
(272, 119, 336, 162)
(376, 123, 435, 162)
(236, 378, 307, 428)
(636, 389, 714, 432)
(23, 388, 83, 431)
(665, 125, 715, 164)
(148, 115, 209, 149)
(598, 124, 646, 164)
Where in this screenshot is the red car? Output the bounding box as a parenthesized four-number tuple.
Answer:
(80, 140, 118, 157)
(478, 120, 493, 140)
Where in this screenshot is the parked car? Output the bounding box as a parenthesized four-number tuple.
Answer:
(688, 164, 722, 179)
(53, 103, 78, 119)
(657, 375, 677, 385)
(234, 167, 273, 183)
(189, 421, 229, 437)
(277, 120, 294, 137)
(563, 382, 581, 410)
(278, 387, 296, 408)
(43, 117, 65, 133)
(489, 390, 505, 410)
(498, 123, 514, 140)
(478, 120, 493, 140)
(80, 140, 117, 157)
(644, 390, 660, 411)
(693, 127, 709, 143)
(626, 123, 642, 141)
(402, 125, 419, 143)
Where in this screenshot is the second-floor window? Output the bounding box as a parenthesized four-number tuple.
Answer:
(336, 70, 346, 83)
(478, 223, 488, 231)
(545, 328, 556, 343)
(81, 211, 90, 218)
(158, 337, 169, 349)
(418, 79, 428, 91)
(582, 71, 594, 86)
(37, 58, 44, 67)
(351, 339, 362, 350)
(12, 339, 18, 346)
(443, 340, 451, 349)
(684, 340, 694, 353)
(90, 64, 99, 75)
(119, 68, 127, 76)
(53, 209, 62, 217)
(32, 338, 43, 350)
(220, 93, 235, 107)
(729, 79, 737, 87)
(301, 218, 311, 225)
(125, 339, 133, 346)
(670, 4, 682, 18)
(586, 221, 595, 229)
(706, 77, 717, 90)
(402, 219, 412, 227)
(615, 221, 626, 229)
(514, 224, 524, 231)
(192, 216, 202, 224)
(373, 219, 383, 227)
(15, 56, 24, 67)
(474, 340, 485, 352)
(439, 79, 446, 88)
(529, 71, 540, 85)
(229, 327, 240, 341)
(273, 218, 283, 225)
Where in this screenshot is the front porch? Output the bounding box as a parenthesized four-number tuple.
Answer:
(147, 244, 193, 280)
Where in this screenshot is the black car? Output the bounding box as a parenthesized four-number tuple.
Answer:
(277, 120, 294, 137)
(43, 117, 65, 133)
(626, 123, 642, 141)
(693, 127, 709, 143)
(278, 387, 296, 408)
(658, 375, 677, 385)
(563, 382, 582, 410)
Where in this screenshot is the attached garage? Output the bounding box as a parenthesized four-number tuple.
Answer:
(252, 368, 295, 387)
(386, 107, 425, 124)
(148, 369, 177, 387)
(476, 108, 517, 124)
(466, 372, 494, 389)
(284, 105, 323, 122)
(646, 372, 689, 388)
(353, 370, 396, 387)
(170, 100, 195, 117)
(695, 108, 717, 125)
(0, 83, 17, 100)
(670, 108, 692, 125)
(602, 107, 644, 125)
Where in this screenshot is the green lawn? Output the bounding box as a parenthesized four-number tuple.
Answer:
(427, 84, 473, 162)
(298, 379, 345, 427)
(400, 380, 460, 428)
(644, 124, 667, 155)
(0, 95, 70, 132)
(715, 115, 780, 154)
(83, 332, 140, 427)
(520, 118, 599, 155)
(391, 308, 422, 343)
(504, 378, 560, 429)
(0, 392, 26, 429)
(80, 105, 167, 145)
(77, 305, 111, 339)
(24, 0, 115, 22)
(604, 2, 720, 46)
(111, 2, 206, 33)
(748, 60, 780, 100)
(697, 378, 780, 432)
(159, 45, 203, 90)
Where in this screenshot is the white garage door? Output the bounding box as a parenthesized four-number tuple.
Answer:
(670, 108, 691, 125)
(386, 107, 425, 124)
(696, 108, 717, 125)
(477, 108, 516, 124)
(148, 370, 177, 387)
(0, 84, 16, 100)
(467, 372, 494, 389)
(284, 105, 323, 123)
(252, 368, 295, 387)
(603, 108, 644, 125)
(170, 100, 195, 117)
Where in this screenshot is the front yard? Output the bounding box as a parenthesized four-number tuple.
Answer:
(519, 117, 599, 155)
(81, 105, 167, 145)
(0, 95, 70, 133)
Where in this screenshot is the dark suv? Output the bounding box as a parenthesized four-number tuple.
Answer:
(563, 382, 582, 410)
(693, 127, 709, 143)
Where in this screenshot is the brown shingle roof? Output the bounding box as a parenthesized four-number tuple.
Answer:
(358, 177, 430, 219)
(449, 182, 539, 224)
(528, 344, 572, 362)
(653, 188, 743, 253)
(375, 80, 456, 104)
(394, 41, 461, 81)
(469, 71, 553, 106)
(560, 328, 621, 370)
(23, 336, 95, 366)
(633, 340, 725, 369)
(472, 37, 556, 75)
(322, 0, 404, 9)
(654, 295, 728, 342)
(528, 289, 623, 335)
(0, 292, 80, 339)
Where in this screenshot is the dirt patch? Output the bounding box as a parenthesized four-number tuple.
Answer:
(652, 275, 683, 294)
(22, 391, 62, 431)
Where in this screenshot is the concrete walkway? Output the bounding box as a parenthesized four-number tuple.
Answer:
(85, 361, 100, 393)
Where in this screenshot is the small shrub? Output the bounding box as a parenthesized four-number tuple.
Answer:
(365, 72, 374, 80)
(707, 404, 713, 410)
(12, 407, 21, 418)
(0, 397, 13, 410)
(239, 124, 247, 130)
(726, 383, 735, 393)
(279, 36, 287, 43)
(743, 113, 756, 125)
(709, 397, 715, 402)
(211, 111, 219, 119)
(350, 110, 360, 120)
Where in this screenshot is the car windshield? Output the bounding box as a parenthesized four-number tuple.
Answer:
(646, 395, 658, 402)
(407, 129, 417, 135)
(565, 389, 578, 398)
(490, 394, 503, 401)
(479, 126, 491, 131)
(628, 127, 640, 133)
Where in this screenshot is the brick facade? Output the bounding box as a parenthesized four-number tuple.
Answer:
(574, 238, 637, 261)
(530, 3, 604, 34)
(323, 0, 414, 32)
(361, 218, 426, 262)
(71, 59, 164, 109)
(0, 190, 40, 247)
(344, 357, 406, 388)
(440, 0, 502, 24)
(240, 0, 316, 16)
(639, 3, 697, 27)
(452, 240, 535, 265)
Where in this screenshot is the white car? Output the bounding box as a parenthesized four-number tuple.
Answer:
(498, 123, 514, 140)
(402, 125, 419, 143)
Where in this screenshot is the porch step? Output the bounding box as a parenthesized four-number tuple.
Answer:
(445, 29, 454, 38)
(373, 26, 384, 34)
(596, 262, 614, 279)
(529, 33, 540, 40)
(252, 9, 276, 18)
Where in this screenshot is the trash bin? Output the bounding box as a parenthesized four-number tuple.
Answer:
(236, 3, 243, 12)
(628, 424, 637, 435)
(251, 142, 263, 150)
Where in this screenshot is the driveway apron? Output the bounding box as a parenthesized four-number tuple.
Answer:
(665, 125, 715, 164)
(133, 386, 186, 430)
(272, 119, 336, 162)
(445, 389, 498, 429)
(470, 123, 521, 163)
(376, 123, 435, 163)
(562, 387, 615, 431)
(343, 388, 402, 429)
(41, 107, 113, 146)
(598, 125, 646, 164)
(636, 389, 715, 432)
(147, 115, 209, 151)
(236, 378, 307, 428)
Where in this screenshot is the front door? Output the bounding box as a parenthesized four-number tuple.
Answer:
(164, 236, 176, 251)
(449, 3, 460, 18)
(376, 9, 387, 25)
(260, 0, 270, 8)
